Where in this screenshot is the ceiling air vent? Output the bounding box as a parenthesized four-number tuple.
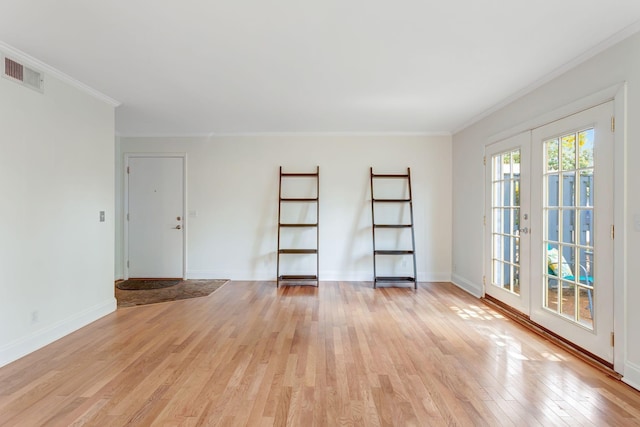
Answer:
(3, 56, 44, 92)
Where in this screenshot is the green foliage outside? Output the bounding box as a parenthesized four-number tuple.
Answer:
(545, 130, 594, 172)
(500, 129, 594, 172)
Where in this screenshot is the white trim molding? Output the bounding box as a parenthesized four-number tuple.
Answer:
(454, 21, 640, 134)
(0, 41, 121, 107)
(117, 131, 452, 139)
(0, 298, 116, 368)
(451, 273, 483, 298)
(623, 361, 640, 392)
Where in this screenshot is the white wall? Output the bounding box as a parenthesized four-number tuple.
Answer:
(117, 134, 452, 282)
(0, 54, 116, 366)
(452, 31, 640, 387)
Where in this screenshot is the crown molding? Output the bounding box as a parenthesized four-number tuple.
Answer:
(117, 131, 451, 138)
(0, 41, 120, 107)
(453, 19, 640, 135)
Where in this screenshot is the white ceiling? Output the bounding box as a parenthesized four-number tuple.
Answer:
(1, 1, 640, 136)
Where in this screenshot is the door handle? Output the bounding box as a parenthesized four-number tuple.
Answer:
(175, 225, 182, 230)
(519, 227, 529, 234)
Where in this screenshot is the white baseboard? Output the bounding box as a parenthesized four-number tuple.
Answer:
(187, 269, 451, 282)
(623, 361, 640, 392)
(0, 298, 116, 368)
(316, 271, 370, 281)
(422, 272, 452, 282)
(186, 269, 270, 281)
(314, 271, 450, 282)
(451, 273, 483, 297)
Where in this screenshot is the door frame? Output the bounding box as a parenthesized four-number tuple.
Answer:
(483, 83, 627, 372)
(123, 152, 188, 280)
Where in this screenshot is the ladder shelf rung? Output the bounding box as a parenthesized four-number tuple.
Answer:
(279, 223, 318, 227)
(281, 173, 319, 177)
(279, 249, 318, 254)
(374, 224, 412, 228)
(371, 174, 410, 179)
(374, 250, 414, 255)
(279, 275, 318, 280)
(375, 276, 416, 282)
(372, 198, 410, 203)
(280, 197, 318, 202)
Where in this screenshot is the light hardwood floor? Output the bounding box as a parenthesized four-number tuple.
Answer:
(1, 281, 640, 426)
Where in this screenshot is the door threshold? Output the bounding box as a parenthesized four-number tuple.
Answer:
(482, 295, 620, 380)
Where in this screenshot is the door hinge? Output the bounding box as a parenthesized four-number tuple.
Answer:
(483, 275, 486, 285)
(127, 166, 130, 174)
(483, 215, 486, 226)
(483, 156, 486, 166)
(127, 260, 130, 268)
(611, 116, 615, 132)
(611, 225, 615, 240)
(126, 213, 129, 221)
(611, 332, 615, 347)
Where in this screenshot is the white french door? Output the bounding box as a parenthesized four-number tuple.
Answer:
(530, 102, 614, 363)
(485, 132, 530, 314)
(485, 102, 614, 363)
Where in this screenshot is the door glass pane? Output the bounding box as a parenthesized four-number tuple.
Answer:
(546, 138, 559, 172)
(579, 209, 593, 246)
(493, 233, 502, 259)
(542, 129, 596, 329)
(491, 149, 521, 295)
(578, 129, 594, 169)
(512, 180, 520, 206)
(560, 281, 576, 319)
(493, 260, 503, 286)
(562, 209, 576, 244)
(561, 134, 576, 170)
(562, 172, 576, 206)
(578, 286, 594, 328)
(546, 276, 559, 311)
(502, 235, 511, 261)
(547, 174, 559, 206)
(546, 243, 559, 277)
(579, 171, 593, 207)
(547, 209, 559, 242)
(513, 266, 520, 294)
(493, 182, 503, 208)
(503, 180, 512, 206)
(493, 156, 503, 180)
(578, 247, 594, 281)
(502, 263, 512, 291)
(492, 208, 500, 233)
(561, 245, 576, 281)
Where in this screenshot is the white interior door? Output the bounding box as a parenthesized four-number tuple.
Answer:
(485, 131, 530, 314)
(127, 156, 185, 278)
(530, 102, 614, 363)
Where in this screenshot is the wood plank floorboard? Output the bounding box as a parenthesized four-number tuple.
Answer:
(1, 281, 639, 426)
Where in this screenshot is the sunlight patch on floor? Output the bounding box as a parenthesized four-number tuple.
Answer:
(450, 304, 505, 321)
(541, 351, 564, 362)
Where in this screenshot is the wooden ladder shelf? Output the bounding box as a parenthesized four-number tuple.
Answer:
(370, 167, 417, 289)
(276, 166, 320, 287)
